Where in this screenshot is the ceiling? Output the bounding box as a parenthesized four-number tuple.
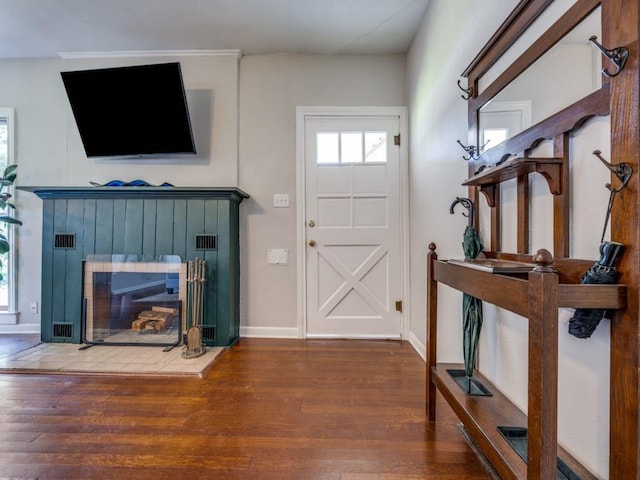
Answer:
(0, 0, 430, 59)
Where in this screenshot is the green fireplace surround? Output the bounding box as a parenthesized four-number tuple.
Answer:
(20, 186, 249, 347)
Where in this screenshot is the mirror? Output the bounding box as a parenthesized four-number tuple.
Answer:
(478, 7, 601, 152)
(460, 0, 609, 257)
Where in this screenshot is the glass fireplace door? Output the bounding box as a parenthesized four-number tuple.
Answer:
(83, 254, 185, 346)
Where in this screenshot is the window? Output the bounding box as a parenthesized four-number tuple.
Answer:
(317, 130, 387, 164)
(481, 127, 509, 150)
(0, 108, 16, 314)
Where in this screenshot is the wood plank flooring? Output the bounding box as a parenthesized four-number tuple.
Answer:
(0, 337, 496, 479)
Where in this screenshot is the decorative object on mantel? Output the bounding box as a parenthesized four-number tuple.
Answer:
(182, 258, 207, 359)
(0, 164, 22, 281)
(449, 197, 489, 396)
(90, 179, 174, 187)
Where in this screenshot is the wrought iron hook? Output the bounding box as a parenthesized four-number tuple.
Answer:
(450, 197, 475, 227)
(457, 80, 473, 100)
(593, 150, 633, 193)
(589, 36, 629, 78)
(456, 140, 479, 161)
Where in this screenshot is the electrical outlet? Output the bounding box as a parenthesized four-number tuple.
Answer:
(30, 301, 38, 314)
(267, 249, 289, 265)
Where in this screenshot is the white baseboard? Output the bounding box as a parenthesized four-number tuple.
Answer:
(0, 322, 40, 334)
(239, 326, 427, 363)
(0, 311, 18, 325)
(305, 333, 402, 340)
(240, 326, 300, 338)
(408, 331, 426, 361)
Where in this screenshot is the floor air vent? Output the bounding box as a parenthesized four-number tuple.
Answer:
(195, 234, 217, 250)
(53, 322, 74, 339)
(201, 326, 215, 342)
(54, 233, 76, 249)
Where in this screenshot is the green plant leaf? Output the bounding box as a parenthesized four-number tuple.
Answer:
(0, 238, 10, 254)
(0, 165, 20, 267)
(0, 216, 21, 226)
(3, 164, 17, 177)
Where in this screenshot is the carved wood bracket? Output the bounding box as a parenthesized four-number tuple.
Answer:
(464, 158, 563, 207)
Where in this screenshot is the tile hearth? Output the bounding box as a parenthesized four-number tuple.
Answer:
(0, 342, 223, 377)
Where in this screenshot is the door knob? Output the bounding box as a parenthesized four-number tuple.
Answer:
(308, 220, 316, 227)
(308, 239, 316, 247)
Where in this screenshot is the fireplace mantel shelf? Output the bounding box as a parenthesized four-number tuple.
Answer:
(19, 186, 249, 201)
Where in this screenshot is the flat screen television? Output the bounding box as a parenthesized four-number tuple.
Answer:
(61, 62, 196, 158)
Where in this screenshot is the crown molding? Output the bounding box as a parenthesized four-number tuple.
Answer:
(58, 49, 242, 59)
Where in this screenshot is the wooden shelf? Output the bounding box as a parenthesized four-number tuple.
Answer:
(434, 260, 627, 316)
(426, 247, 627, 479)
(462, 158, 563, 207)
(432, 363, 598, 480)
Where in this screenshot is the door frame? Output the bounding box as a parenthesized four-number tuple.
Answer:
(295, 106, 410, 339)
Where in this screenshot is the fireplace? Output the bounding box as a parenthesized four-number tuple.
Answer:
(83, 255, 185, 346)
(21, 186, 248, 347)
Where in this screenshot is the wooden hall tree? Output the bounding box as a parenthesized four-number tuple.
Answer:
(424, 0, 640, 478)
(608, 0, 639, 477)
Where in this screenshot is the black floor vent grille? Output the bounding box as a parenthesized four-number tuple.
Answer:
(195, 234, 217, 250)
(53, 322, 74, 339)
(54, 233, 76, 249)
(201, 326, 216, 342)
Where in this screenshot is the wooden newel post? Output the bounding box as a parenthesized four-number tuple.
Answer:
(426, 243, 438, 421)
(527, 248, 559, 479)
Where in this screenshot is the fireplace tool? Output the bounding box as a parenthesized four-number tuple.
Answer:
(182, 258, 207, 359)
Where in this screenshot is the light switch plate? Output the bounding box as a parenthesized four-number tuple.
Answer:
(273, 194, 290, 208)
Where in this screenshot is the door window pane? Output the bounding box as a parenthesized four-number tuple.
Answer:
(365, 131, 386, 163)
(317, 130, 388, 164)
(317, 132, 339, 164)
(341, 132, 363, 163)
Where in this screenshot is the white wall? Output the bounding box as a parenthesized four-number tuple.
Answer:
(0, 6, 612, 475)
(238, 53, 406, 336)
(0, 52, 405, 338)
(0, 54, 241, 332)
(407, 0, 612, 477)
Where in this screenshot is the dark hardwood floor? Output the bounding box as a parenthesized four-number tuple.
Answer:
(0, 336, 495, 479)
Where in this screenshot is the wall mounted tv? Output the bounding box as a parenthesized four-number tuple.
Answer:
(61, 62, 196, 158)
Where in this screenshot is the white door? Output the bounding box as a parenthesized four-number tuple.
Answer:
(304, 115, 402, 338)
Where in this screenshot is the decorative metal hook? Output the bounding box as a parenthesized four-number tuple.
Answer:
(456, 140, 480, 161)
(589, 36, 629, 78)
(593, 150, 633, 192)
(450, 197, 475, 226)
(457, 80, 473, 100)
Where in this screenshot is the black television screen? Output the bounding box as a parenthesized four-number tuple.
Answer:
(61, 62, 196, 158)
